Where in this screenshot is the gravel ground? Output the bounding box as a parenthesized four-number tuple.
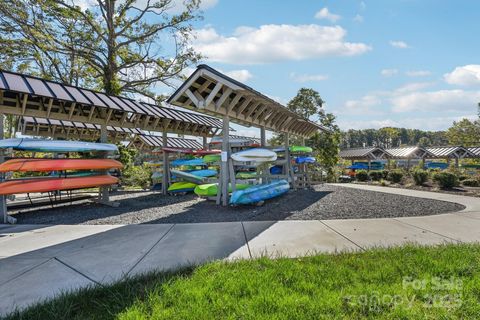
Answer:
(9, 185, 465, 225)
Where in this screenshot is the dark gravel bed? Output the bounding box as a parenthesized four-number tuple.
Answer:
(10, 185, 465, 225)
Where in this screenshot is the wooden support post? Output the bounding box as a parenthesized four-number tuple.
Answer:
(455, 157, 459, 168)
(99, 124, 110, 203)
(368, 159, 371, 172)
(162, 131, 169, 195)
(202, 136, 207, 150)
(285, 132, 294, 188)
(260, 126, 266, 147)
(218, 115, 230, 206)
(0, 113, 7, 224)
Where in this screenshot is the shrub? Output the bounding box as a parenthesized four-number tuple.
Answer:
(355, 170, 369, 182)
(369, 171, 383, 181)
(458, 175, 469, 181)
(387, 170, 404, 183)
(121, 165, 152, 189)
(462, 179, 480, 187)
(412, 169, 429, 186)
(433, 172, 459, 189)
(381, 170, 390, 180)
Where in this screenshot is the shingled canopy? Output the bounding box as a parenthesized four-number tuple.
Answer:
(385, 147, 435, 159)
(167, 64, 327, 137)
(20, 116, 142, 142)
(0, 69, 223, 137)
(339, 147, 391, 160)
(129, 134, 203, 151)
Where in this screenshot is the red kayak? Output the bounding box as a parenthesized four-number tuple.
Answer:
(0, 175, 119, 195)
(0, 158, 123, 172)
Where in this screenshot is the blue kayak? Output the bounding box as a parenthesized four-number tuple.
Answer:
(189, 169, 217, 177)
(270, 165, 283, 175)
(0, 138, 118, 153)
(296, 156, 316, 164)
(171, 158, 205, 167)
(230, 180, 290, 205)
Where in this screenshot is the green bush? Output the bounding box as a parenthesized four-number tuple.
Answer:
(433, 172, 459, 189)
(121, 165, 152, 189)
(412, 169, 429, 186)
(381, 169, 390, 179)
(458, 175, 469, 181)
(368, 171, 383, 181)
(462, 179, 480, 187)
(355, 170, 369, 182)
(387, 170, 404, 183)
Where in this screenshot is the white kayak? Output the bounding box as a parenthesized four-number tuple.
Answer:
(0, 138, 118, 153)
(231, 148, 277, 163)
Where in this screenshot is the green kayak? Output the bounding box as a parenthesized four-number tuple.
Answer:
(194, 183, 250, 197)
(235, 172, 257, 179)
(203, 154, 221, 163)
(289, 145, 313, 153)
(168, 181, 197, 193)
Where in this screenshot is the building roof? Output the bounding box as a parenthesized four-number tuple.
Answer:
(129, 135, 202, 151)
(468, 147, 480, 157)
(339, 147, 391, 160)
(167, 64, 329, 137)
(0, 69, 222, 136)
(385, 146, 435, 159)
(426, 146, 476, 158)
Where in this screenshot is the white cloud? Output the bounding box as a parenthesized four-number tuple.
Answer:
(338, 83, 480, 116)
(193, 24, 371, 64)
(394, 82, 435, 93)
(224, 69, 253, 82)
(360, 1, 366, 10)
(353, 14, 364, 22)
(405, 70, 431, 77)
(314, 7, 341, 22)
(390, 89, 480, 113)
(381, 69, 398, 77)
(389, 40, 410, 49)
(444, 65, 480, 86)
(337, 115, 478, 131)
(290, 73, 328, 83)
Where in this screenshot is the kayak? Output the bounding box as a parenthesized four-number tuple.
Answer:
(295, 156, 316, 164)
(203, 154, 221, 163)
(171, 158, 204, 167)
(189, 169, 217, 177)
(151, 171, 163, 180)
(289, 146, 313, 153)
(0, 158, 123, 172)
(0, 138, 118, 153)
(231, 148, 277, 163)
(193, 149, 221, 155)
(230, 180, 290, 205)
(170, 170, 205, 184)
(167, 181, 197, 193)
(194, 183, 250, 197)
(235, 171, 257, 179)
(0, 175, 118, 195)
(270, 165, 283, 175)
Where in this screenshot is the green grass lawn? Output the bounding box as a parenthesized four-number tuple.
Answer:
(6, 244, 480, 319)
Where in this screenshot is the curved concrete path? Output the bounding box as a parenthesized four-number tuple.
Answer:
(0, 184, 479, 315)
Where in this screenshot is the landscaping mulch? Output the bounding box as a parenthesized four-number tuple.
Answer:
(10, 185, 465, 225)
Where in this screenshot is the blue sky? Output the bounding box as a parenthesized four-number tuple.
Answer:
(175, 0, 480, 135)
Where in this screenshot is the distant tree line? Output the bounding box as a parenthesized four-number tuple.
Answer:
(341, 117, 480, 149)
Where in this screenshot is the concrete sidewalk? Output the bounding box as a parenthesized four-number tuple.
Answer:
(1, 184, 480, 315)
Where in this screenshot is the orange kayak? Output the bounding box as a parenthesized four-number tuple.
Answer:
(0, 175, 118, 195)
(0, 159, 123, 172)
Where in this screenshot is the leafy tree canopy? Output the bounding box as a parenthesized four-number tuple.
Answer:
(0, 0, 202, 99)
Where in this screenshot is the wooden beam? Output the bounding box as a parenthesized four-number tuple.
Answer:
(204, 82, 223, 107)
(244, 102, 262, 120)
(214, 88, 232, 111)
(235, 97, 252, 117)
(68, 103, 76, 120)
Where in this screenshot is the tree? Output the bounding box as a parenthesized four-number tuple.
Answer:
(446, 118, 480, 146)
(417, 136, 431, 147)
(286, 88, 324, 119)
(0, 0, 201, 98)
